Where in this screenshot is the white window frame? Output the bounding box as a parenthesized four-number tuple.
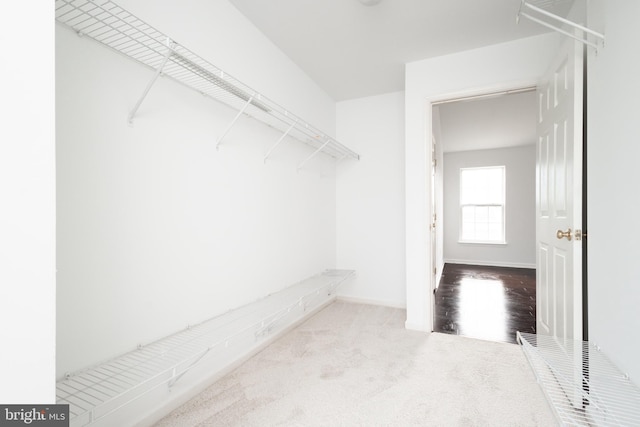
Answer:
(459, 166, 506, 245)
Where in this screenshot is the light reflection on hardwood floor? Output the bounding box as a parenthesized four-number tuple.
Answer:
(433, 263, 536, 344)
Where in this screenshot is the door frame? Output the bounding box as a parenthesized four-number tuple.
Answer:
(404, 34, 566, 334)
(430, 134, 437, 305)
(429, 84, 539, 331)
(412, 82, 540, 333)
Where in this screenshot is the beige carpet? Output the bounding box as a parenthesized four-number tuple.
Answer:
(155, 301, 555, 426)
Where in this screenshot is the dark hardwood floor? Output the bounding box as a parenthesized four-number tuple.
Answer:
(433, 263, 536, 344)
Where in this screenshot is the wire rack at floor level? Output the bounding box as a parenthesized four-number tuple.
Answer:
(56, 269, 355, 426)
(517, 332, 640, 426)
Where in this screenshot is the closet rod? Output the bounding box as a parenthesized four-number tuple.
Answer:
(519, 12, 598, 50)
(517, 0, 604, 51)
(432, 87, 536, 106)
(521, 1, 604, 40)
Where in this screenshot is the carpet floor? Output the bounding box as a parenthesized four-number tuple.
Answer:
(154, 301, 555, 426)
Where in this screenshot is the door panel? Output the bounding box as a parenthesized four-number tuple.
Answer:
(555, 120, 568, 216)
(538, 244, 550, 335)
(553, 248, 568, 338)
(539, 134, 550, 215)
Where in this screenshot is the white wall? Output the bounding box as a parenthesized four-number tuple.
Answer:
(405, 33, 561, 331)
(443, 146, 536, 268)
(587, 0, 640, 385)
(56, 0, 341, 378)
(336, 92, 406, 307)
(0, 3, 56, 403)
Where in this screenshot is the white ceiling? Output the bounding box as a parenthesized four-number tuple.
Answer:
(228, 0, 557, 101)
(434, 90, 537, 153)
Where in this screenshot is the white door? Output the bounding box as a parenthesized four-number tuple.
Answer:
(536, 37, 584, 340)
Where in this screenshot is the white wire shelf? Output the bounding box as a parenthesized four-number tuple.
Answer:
(56, 269, 355, 426)
(517, 332, 640, 426)
(55, 0, 359, 166)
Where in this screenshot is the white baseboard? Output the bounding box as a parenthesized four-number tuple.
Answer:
(336, 295, 406, 309)
(405, 321, 430, 332)
(444, 259, 536, 269)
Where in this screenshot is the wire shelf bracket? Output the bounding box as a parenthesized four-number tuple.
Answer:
(517, 332, 640, 426)
(216, 95, 254, 149)
(55, 0, 359, 166)
(127, 39, 173, 125)
(264, 122, 296, 163)
(298, 139, 332, 171)
(517, 1, 605, 52)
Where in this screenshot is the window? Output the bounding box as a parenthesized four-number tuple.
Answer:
(459, 166, 505, 244)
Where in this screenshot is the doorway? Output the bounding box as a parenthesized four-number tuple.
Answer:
(431, 89, 538, 344)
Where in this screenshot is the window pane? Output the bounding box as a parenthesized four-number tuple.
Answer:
(476, 222, 489, 240)
(488, 223, 503, 240)
(488, 206, 502, 223)
(459, 167, 505, 243)
(475, 206, 489, 222)
(462, 206, 475, 222)
(461, 222, 475, 240)
(460, 167, 505, 204)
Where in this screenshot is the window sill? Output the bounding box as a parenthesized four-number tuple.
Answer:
(457, 240, 507, 245)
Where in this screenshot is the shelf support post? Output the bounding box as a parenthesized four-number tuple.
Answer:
(216, 96, 253, 149)
(264, 122, 296, 163)
(128, 38, 174, 124)
(297, 139, 332, 171)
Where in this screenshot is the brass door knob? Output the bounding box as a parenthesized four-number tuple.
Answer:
(556, 228, 572, 241)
